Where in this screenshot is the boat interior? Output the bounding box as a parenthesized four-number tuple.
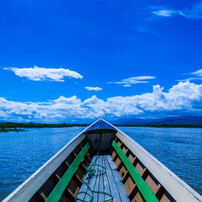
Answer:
(29, 120, 176, 202)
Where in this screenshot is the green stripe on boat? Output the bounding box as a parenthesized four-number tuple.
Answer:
(112, 140, 159, 202)
(46, 142, 91, 202)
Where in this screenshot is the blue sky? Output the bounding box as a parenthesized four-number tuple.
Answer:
(0, 0, 202, 123)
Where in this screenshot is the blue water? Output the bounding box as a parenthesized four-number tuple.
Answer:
(0, 127, 201, 200)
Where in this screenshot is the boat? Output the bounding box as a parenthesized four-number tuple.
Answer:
(3, 119, 202, 202)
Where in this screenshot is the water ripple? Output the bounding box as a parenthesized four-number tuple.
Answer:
(0, 127, 201, 200)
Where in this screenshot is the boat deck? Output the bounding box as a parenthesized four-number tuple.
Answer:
(76, 154, 129, 202)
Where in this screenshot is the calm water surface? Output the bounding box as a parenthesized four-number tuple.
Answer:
(0, 127, 201, 200)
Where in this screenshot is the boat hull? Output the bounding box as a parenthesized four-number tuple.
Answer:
(3, 119, 202, 202)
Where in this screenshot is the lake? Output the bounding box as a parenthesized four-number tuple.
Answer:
(0, 127, 201, 200)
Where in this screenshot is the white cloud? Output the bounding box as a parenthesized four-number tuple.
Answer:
(123, 84, 131, 87)
(181, 2, 202, 19)
(192, 69, 202, 77)
(152, 2, 202, 19)
(152, 9, 179, 17)
(0, 81, 201, 122)
(108, 76, 155, 87)
(180, 69, 202, 81)
(85, 87, 102, 91)
(4, 65, 83, 81)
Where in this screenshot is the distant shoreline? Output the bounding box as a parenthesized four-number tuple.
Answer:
(0, 123, 88, 132)
(0, 128, 25, 132)
(0, 123, 88, 127)
(115, 124, 202, 128)
(0, 122, 201, 132)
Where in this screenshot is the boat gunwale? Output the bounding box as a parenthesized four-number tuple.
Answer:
(2, 132, 89, 201)
(85, 119, 201, 201)
(114, 129, 202, 202)
(3, 120, 104, 202)
(86, 119, 202, 201)
(3, 118, 202, 202)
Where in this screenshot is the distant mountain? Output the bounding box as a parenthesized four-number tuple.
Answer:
(1, 116, 202, 126)
(112, 116, 202, 126)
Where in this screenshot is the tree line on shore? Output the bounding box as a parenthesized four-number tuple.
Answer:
(115, 124, 202, 128)
(0, 122, 201, 130)
(0, 122, 88, 129)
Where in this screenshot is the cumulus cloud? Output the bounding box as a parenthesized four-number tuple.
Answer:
(85, 87, 102, 91)
(4, 65, 83, 81)
(152, 1, 202, 19)
(0, 81, 201, 122)
(108, 76, 155, 87)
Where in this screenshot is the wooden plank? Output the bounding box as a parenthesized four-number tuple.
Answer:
(102, 156, 112, 202)
(74, 174, 83, 186)
(46, 142, 91, 202)
(128, 185, 138, 199)
(3, 133, 86, 202)
(76, 156, 97, 201)
(107, 155, 117, 170)
(75, 180, 87, 201)
(112, 140, 159, 202)
(107, 155, 130, 202)
(121, 170, 130, 184)
(116, 131, 202, 202)
(65, 188, 76, 200)
(98, 156, 105, 202)
(104, 156, 121, 202)
(38, 191, 47, 200)
(93, 156, 100, 202)
(83, 156, 98, 201)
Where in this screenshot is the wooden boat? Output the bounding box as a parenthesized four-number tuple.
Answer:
(3, 119, 202, 202)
